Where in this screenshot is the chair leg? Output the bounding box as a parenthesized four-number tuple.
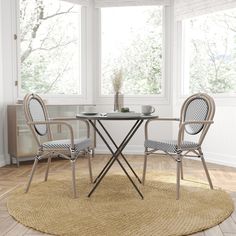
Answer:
(180, 160, 184, 180)
(201, 155, 213, 189)
(91, 148, 95, 158)
(44, 156, 52, 182)
(142, 151, 148, 185)
(176, 158, 181, 200)
(16, 157, 20, 168)
(88, 151, 93, 183)
(10, 155, 13, 165)
(25, 157, 39, 193)
(71, 160, 77, 198)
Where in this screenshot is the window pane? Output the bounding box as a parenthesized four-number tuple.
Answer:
(101, 6, 163, 95)
(19, 0, 81, 95)
(183, 9, 236, 95)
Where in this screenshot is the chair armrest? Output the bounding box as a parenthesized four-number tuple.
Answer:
(179, 120, 214, 134)
(145, 118, 180, 140)
(50, 117, 77, 121)
(50, 117, 91, 138)
(154, 118, 180, 121)
(27, 120, 75, 148)
(181, 120, 214, 126)
(177, 120, 214, 147)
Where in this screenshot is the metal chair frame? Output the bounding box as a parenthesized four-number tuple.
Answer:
(142, 93, 215, 199)
(23, 93, 93, 198)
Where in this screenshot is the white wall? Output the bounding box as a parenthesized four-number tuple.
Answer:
(202, 104, 236, 167)
(0, 0, 16, 167)
(0, 0, 5, 167)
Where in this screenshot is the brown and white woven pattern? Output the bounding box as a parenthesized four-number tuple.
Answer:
(7, 173, 234, 236)
(145, 139, 198, 153)
(42, 138, 91, 153)
(184, 98, 209, 135)
(29, 98, 48, 136)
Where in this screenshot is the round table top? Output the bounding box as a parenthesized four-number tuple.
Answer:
(76, 113, 159, 120)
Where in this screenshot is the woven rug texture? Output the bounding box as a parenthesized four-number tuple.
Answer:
(7, 173, 234, 236)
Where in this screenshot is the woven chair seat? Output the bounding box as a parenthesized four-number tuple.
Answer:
(42, 138, 91, 154)
(144, 139, 198, 153)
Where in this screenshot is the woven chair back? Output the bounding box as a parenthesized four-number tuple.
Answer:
(23, 94, 52, 145)
(181, 93, 215, 136)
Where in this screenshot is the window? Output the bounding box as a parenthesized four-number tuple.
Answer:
(182, 8, 236, 95)
(101, 6, 163, 96)
(18, 0, 81, 96)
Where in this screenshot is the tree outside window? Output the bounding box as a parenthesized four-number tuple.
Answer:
(19, 0, 81, 95)
(101, 6, 163, 96)
(183, 9, 236, 95)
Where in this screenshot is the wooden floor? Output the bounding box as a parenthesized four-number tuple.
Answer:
(0, 154, 236, 236)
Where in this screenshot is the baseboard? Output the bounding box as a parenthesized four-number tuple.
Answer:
(95, 145, 236, 168)
(203, 151, 236, 168)
(0, 154, 6, 167)
(95, 144, 144, 155)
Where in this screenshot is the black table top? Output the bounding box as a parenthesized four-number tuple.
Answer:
(76, 113, 159, 120)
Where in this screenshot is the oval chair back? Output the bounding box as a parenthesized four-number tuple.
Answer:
(23, 93, 53, 147)
(180, 93, 215, 145)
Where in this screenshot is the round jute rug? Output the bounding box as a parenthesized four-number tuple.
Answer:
(7, 173, 234, 236)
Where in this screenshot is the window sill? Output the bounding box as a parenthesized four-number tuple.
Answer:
(17, 94, 92, 105)
(95, 94, 170, 105)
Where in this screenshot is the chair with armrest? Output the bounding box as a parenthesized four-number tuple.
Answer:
(23, 93, 93, 198)
(142, 93, 215, 199)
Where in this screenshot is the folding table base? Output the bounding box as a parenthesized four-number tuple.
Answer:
(87, 119, 144, 199)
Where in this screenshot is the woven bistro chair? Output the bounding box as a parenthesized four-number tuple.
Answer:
(23, 93, 93, 198)
(142, 93, 215, 199)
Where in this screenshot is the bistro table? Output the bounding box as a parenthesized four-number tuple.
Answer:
(76, 113, 159, 199)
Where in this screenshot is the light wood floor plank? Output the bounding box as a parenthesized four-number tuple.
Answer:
(204, 225, 224, 236)
(4, 223, 29, 236)
(232, 211, 236, 224)
(0, 216, 18, 235)
(220, 216, 236, 233)
(24, 228, 51, 235)
(0, 198, 8, 211)
(190, 232, 204, 236)
(0, 210, 10, 222)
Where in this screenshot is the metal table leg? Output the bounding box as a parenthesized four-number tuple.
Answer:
(97, 121, 142, 183)
(87, 119, 144, 199)
(89, 120, 140, 184)
(89, 119, 141, 183)
(91, 121, 141, 183)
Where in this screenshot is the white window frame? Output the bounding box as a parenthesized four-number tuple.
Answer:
(14, 0, 92, 105)
(177, 8, 236, 105)
(94, 5, 171, 105)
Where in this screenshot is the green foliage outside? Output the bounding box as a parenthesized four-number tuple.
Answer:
(20, 1, 236, 96)
(188, 9, 236, 94)
(101, 7, 163, 95)
(20, 0, 80, 95)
